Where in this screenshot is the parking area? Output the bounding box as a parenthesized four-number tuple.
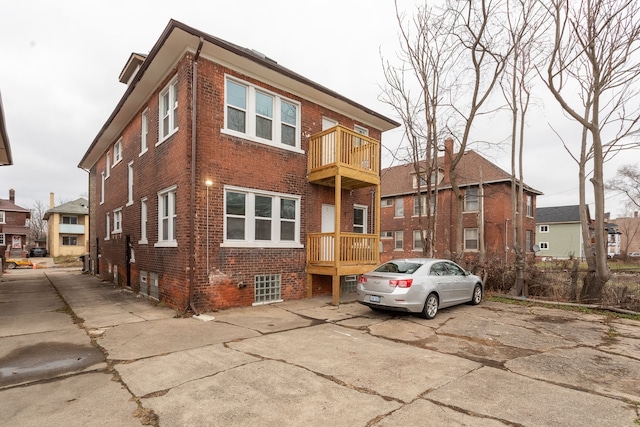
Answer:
(1, 268, 639, 426)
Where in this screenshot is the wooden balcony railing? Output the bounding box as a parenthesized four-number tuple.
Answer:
(307, 232, 378, 266)
(308, 125, 380, 187)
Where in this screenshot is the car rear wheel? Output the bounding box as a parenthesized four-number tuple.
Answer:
(471, 284, 482, 305)
(422, 293, 438, 319)
(6, 262, 16, 269)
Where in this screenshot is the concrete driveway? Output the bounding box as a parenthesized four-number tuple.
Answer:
(1, 268, 638, 426)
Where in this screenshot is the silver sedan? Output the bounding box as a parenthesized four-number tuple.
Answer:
(356, 258, 483, 319)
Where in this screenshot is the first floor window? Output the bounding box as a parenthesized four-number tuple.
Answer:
(464, 228, 478, 250)
(526, 230, 532, 252)
(127, 162, 134, 205)
(157, 186, 177, 245)
(394, 231, 404, 250)
(0, 234, 4, 245)
(139, 198, 148, 244)
(100, 172, 105, 204)
(381, 231, 392, 239)
(539, 242, 549, 250)
(113, 209, 122, 233)
(62, 236, 78, 246)
(105, 213, 110, 240)
(413, 230, 424, 251)
(354, 206, 367, 234)
(224, 186, 300, 247)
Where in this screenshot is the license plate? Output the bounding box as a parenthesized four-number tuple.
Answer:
(370, 295, 381, 303)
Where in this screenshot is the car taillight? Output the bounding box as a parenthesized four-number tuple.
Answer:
(358, 275, 367, 283)
(389, 279, 413, 288)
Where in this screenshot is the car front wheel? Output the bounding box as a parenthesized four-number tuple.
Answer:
(6, 262, 16, 269)
(422, 293, 439, 319)
(471, 284, 482, 305)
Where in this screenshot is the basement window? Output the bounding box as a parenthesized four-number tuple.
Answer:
(254, 274, 282, 305)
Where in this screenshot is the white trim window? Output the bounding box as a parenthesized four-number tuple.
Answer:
(539, 242, 549, 250)
(526, 195, 533, 217)
(139, 197, 148, 244)
(381, 231, 392, 239)
(394, 231, 404, 250)
(140, 108, 149, 155)
(395, 197, 404, 217)
(156, 186, 177, 247)
(539, 224, 549, 233)
(105, 150, 111, 178)
(354, 205, 367, 234)
(464, 187, 479, 212)
(0, 211, 5, 223)
(413, 230, 424, 251)
(113, 138, 123, 165)
(413, 194, 435, 216)
(113, 208, 122, 234)
(100, 172, 105, 205)
(127, 161, 134, 206)
(381, 199, 393, 207)
(223, 76, 301, 150)
(223, 186, 301, 248)
(159, 77, 178, 143)
(464, 228, 479, 250)
(105, 213, 110, 240)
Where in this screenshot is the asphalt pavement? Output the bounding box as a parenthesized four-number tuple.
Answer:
(1, 267, 639, 426)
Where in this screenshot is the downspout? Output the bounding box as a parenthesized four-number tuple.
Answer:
(187, 37, 204, 315)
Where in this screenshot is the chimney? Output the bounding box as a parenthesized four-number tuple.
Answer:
(635, 211, 638, 218)
(443, 138, 454, 182)
(9, 188, 15, 203)
(50, 192, 55, 208)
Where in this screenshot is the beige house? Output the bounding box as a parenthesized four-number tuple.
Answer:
(43, 195, 89, 257)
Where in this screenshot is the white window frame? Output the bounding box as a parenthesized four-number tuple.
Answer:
(140, 108, 149, 155)
(526, 195, 533, 217)
(395, 197, 404, 217)
(127, 161, 134, 206)
(156, 185, 178, 247)
(354, 205, 367, 234)
(394, 231, 404, 250)
(381, 199, 393, 207)
(222, 186, 303, 248)
(539, 242, 549, 250)
(464, 228, 479, 251)
(105, 150, 111, 178)
(113, 138, 123, 166)
(113, 208, 123, 234)
(464, 187, 479, 212)
(105, 212, 110, 240)
(158, 77, 178, 143)
(222, 76, 302, 153)
(539, 224, 549, 233)
(100, 172, 105, 205)
(0, 211, 5, 223)
(139, 197, 148, 244)
(381, 231, 393, 239)
(413, 230, 425, 251)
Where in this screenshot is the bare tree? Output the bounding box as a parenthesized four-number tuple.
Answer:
(606, 164, 640, 211)
(540, 0, 640, 302)
(381, 1, 457, 257)
(501, 0, 546, 296)
(444, 0, 511, 262)
(28, 200, 48, 245)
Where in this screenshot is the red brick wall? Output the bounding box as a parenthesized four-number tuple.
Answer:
(88, 51, 383, 312)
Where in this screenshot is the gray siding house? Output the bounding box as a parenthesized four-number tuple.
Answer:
(535, 205, 593, 259)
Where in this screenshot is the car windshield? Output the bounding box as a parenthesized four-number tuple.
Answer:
(374, 261, 423, 274)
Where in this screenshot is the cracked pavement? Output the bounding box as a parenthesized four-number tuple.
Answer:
(1, 268, 638, 426)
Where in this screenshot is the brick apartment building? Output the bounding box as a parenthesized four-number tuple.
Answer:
(0, 189, 30, 258)
(78, 20, 399, 312)
(380, 139, 542, 265)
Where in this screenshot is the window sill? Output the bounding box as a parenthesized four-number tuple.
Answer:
(138, 239, 148, 245)
(220, 128, 304, 154)
(139, 149, 148, 157)
(220, 242, 304, 249)
(157, 128, 178, 146)
(154, 241, 178, 248)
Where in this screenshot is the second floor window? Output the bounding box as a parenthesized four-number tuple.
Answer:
(113, 139, 123, 165)
(139, 198, 148, 245)
(159, 77, 178, 142)
(224, 77, 300, 150)
(395, 197, 404, 217)
(62, 216, 78, 225)
(140, 108, 149, 154)
(0, 211, 5, 223)
(540, 225, 549, 233)
(526, 195, 533, 217)
(113, 209, 122, 233)
(62, 236, 78, 246)
(127, 162, 134, 206)
(464, 188, 479, 212)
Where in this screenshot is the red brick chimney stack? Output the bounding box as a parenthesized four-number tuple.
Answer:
(9, 188, 14, 203)
(443, 138, 454, 182)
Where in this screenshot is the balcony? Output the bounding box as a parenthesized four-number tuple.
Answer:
(307, 232, 378, 273)
(59, 224, 85, 234)
(308, 125, 380, 189)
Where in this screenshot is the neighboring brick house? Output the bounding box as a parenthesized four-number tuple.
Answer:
(0, 189, 30, 258)
(380, 139, 542, 264)
(43, 195, 89, 257)
(78, 20, 399, 312)
(535, 205, 595, 259)
(608, 212, 640, 256)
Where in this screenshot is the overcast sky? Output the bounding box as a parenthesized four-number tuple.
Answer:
(0, 0, 636, 217)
